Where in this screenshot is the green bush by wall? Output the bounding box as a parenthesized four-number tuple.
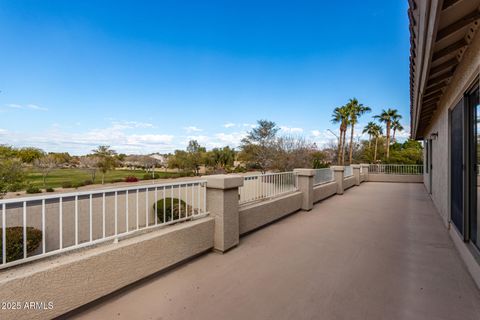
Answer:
(0, 226, 42, 263)
(154, 198, 190, 223)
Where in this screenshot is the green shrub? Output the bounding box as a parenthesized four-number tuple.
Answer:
(61, 181, 72, 189)
(72, 182, 85, 188)
(0, 227, 42, 262)
(8, 182, 25, 192)
(143, 173, 159, 180)
(154, 198, 196, 223)
(46, 187, 55, 192)
(25, 185, 42, 194)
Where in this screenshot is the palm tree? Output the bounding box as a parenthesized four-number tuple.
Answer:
(372, 124, 383, 163)
(331, 106, 350, 165)
(391, 119, 404, 143)
(374, 109, 401, 159)
(346, 98, 371, 164)
(362, 121, 378, 149)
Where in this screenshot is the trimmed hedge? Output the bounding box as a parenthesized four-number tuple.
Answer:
(154, 198, 198, 223)
(0, 227, 42, 263)
(143, 173, 160, 180)
(26, 185, 42, 194)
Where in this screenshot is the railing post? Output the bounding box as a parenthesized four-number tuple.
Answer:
(352, 164, 361, 186)
(293, 169, 315, 211)
(361, 164, 369, 181)
(331, 166, 345, 195)
(205, 174, 243, 253)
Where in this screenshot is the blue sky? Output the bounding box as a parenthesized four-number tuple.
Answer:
(0, 1, 410, 155)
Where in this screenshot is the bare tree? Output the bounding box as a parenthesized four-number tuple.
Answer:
(34, 155, 59, 188)
(273, 136, 316, 171)
(141, 156, 159, 178)
(79, 156, 99, 182)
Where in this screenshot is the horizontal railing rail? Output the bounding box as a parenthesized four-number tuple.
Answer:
(368, 164, 423, 175)
(314, 168, 334, 186)
(344, 166, 353, 177)
(239, 172, 298, 205)
(0, 180, 208, 269)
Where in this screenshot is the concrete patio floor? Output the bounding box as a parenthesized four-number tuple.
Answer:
(69, 182, 480, 320)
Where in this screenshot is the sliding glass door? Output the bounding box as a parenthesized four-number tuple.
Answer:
(469, 85, 480, 248)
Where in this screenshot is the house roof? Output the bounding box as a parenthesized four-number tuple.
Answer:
(409, 0, 480, 139)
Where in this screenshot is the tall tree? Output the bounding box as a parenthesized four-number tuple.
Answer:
(372, 124, 383, 163)
(346, 98, 371, 164)
(240, 120, 279, 173)
(362, 121, 378, 149)
(34, 154, 59, 188)
(92, 145, 117, 184)
(391, 119, 404, 143)
(331, 106, 349, 165)
(374, 108, 401, 159)
(186, 140, 206, 175)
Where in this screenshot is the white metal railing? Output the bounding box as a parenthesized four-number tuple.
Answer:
(344, 166, 353, 177)
(0, 180, 207, 269)
(239, 172, 298, 205)
(368, 164, 424, 175)
(314, 168, 334, 186)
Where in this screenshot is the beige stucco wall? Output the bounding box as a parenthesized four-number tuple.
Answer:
(238, 191, 302, 235)
(422, 29, 480, 227)
(0, 218, 214, 320)
(367, 174, 423, 183)
(343, 176, 356, 190)
(313, 181, 337, 203)
(360, 173, 366, 183)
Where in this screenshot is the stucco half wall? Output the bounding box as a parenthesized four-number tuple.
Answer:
(0, 218, 214, 320)
(313, 181, 337, 203)
(239, 191, 302, 235)
(343, 176, 356, 190)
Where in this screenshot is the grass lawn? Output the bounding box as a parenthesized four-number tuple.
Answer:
(26, 168, 188, 189)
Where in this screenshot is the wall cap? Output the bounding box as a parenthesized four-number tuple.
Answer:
(360, 164, 370, 168)
(293, 169, 316, 176)
(351, 164, 361, 169)
(204, 174, 244, 189)
(331, 166, 345, 172)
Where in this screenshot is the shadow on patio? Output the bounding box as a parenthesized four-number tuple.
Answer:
(69, 182, 480, 320)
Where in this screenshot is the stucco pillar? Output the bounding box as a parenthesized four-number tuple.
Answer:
(361, 164, 369, 182)
(352, 164, 361, 186)
(293, 169, 315, 211)
(331, 166, 345, 195)
(205, 174, 243, 253)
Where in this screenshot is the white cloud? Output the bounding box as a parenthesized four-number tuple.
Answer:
(183, 126, 203, 133)
(280, 126, 304, 134)
(223, 122, 236, 128)
(0, 121, 175, 155)
(6, 103, 48, 111)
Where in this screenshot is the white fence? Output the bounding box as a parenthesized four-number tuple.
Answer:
(239, 172, 298, 205)
(344, 166, 353, 177)
(368, 164, 423, 175)
(0, 180, 207, 269)
(314, 168, 334, 186)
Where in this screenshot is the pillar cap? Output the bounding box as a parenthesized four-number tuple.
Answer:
(204, 174, 244, 189)
(351, 164, 361, 169)
(330, 166, 345, 172)
(360, 164, 370, 168)
(293, 168, 316, 176)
